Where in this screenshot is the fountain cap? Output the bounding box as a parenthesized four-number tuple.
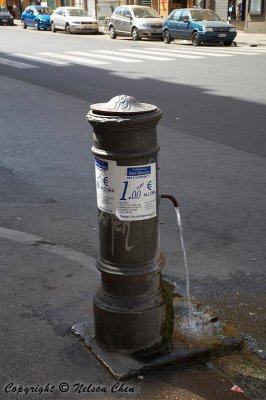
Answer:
(90, 95, 158, 116)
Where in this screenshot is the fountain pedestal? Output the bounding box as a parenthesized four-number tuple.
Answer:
(72, 279, 243, 379)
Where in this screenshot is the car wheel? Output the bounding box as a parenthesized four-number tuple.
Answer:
(65, 24, 71, 34)
(109, 26, 117, 39)
(51, 22, 56, 32)
(22, 21, 27, 29)
(224, 41, 233, 46)
(192, 32, 200, 46)
(163, 30, 171, 44)
(34, 22, 40, 30)
(132, 27, 140, 41)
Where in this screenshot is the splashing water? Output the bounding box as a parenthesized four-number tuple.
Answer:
(175, 207, 192, 327)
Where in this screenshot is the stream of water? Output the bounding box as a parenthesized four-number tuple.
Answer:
(175, 207, 192, 327)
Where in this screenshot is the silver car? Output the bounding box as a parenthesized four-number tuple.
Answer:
(109, 5, 163, 40)
(50, 7, 98, 34)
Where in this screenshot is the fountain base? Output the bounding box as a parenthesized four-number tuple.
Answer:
(72, 294, 243, 379)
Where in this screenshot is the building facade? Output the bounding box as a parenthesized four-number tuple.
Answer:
(211, 0, 266, 33)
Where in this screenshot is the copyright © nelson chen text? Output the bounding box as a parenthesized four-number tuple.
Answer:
(4, 382, 136, 395)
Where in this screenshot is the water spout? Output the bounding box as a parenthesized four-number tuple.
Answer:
(161, 193, 179, 208)
(161, 194, 192, 328)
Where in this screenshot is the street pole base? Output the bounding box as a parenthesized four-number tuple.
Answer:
(71, 296, 243, 379)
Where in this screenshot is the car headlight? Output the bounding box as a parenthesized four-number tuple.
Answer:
(229, 27, 236, 32)
(204, 27, 214, 32)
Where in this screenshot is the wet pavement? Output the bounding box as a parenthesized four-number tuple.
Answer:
(174, 273, 266, 362)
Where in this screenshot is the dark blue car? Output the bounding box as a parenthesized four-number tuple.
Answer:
(21, 6, 53, 30)
(0, 6, 14, 25)
(162, 8, 237, 46)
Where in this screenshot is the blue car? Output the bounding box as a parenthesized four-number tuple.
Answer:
(162, 8, 237, 46)
(21, 6, 53, 30)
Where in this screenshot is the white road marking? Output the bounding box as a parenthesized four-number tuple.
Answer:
(13, 53, 69, 65)
(6, 45, 266, 71)
(37, 52, 108, 65)
(120, 48, 203, 59)
(69, 51, 143, 63)
(93, 49, 175, 61)
(136, 48, 233, 57)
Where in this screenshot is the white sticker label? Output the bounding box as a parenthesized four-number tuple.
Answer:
(95, 157, 157, 221)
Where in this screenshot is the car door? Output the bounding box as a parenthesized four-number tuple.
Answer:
(54, 8, 65, 29)
(178, 9, 193, 40)
(120, 7, 132, 35)
(22, 7, 30, 24)
(27, 7, 35, 27)
(111, 7, 124, 34)
(168, 9, 182, 39)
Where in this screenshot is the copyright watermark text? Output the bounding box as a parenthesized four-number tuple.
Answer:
(4, 382, 136, 395)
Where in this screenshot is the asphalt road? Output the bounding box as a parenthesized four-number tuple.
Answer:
(0, 24, 265, 398)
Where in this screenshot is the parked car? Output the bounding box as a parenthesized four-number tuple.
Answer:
(21, 6, 53, 30)
(108, 5, 163, 40)
(0, 6, 14, 25)
(50, 7, 99, 34)
(162, 8, 237, 46)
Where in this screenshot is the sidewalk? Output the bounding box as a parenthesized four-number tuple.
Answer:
(235, 31, 266, 46)
(0, 166, 265, 400)
(0, 232, 255, 400)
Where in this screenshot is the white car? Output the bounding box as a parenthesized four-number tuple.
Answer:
(50, 7, 98, 34)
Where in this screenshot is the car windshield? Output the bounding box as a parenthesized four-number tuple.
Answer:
(132, 7, 160, 18)
(36, 7, 53, 15)
(67, 9, 88, 17)
(0, 6, 9, 12)
(190, 9, 221, 21)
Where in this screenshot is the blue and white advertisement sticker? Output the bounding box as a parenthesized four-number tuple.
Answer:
(95, 157, 116, 215)
(95, 157, 157, 221)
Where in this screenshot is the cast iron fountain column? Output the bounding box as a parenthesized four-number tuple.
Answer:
(87, 94, 173, 354)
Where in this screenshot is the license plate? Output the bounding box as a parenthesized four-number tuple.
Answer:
(218, 33, 227, 37)
(2, 19, 7, 22)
